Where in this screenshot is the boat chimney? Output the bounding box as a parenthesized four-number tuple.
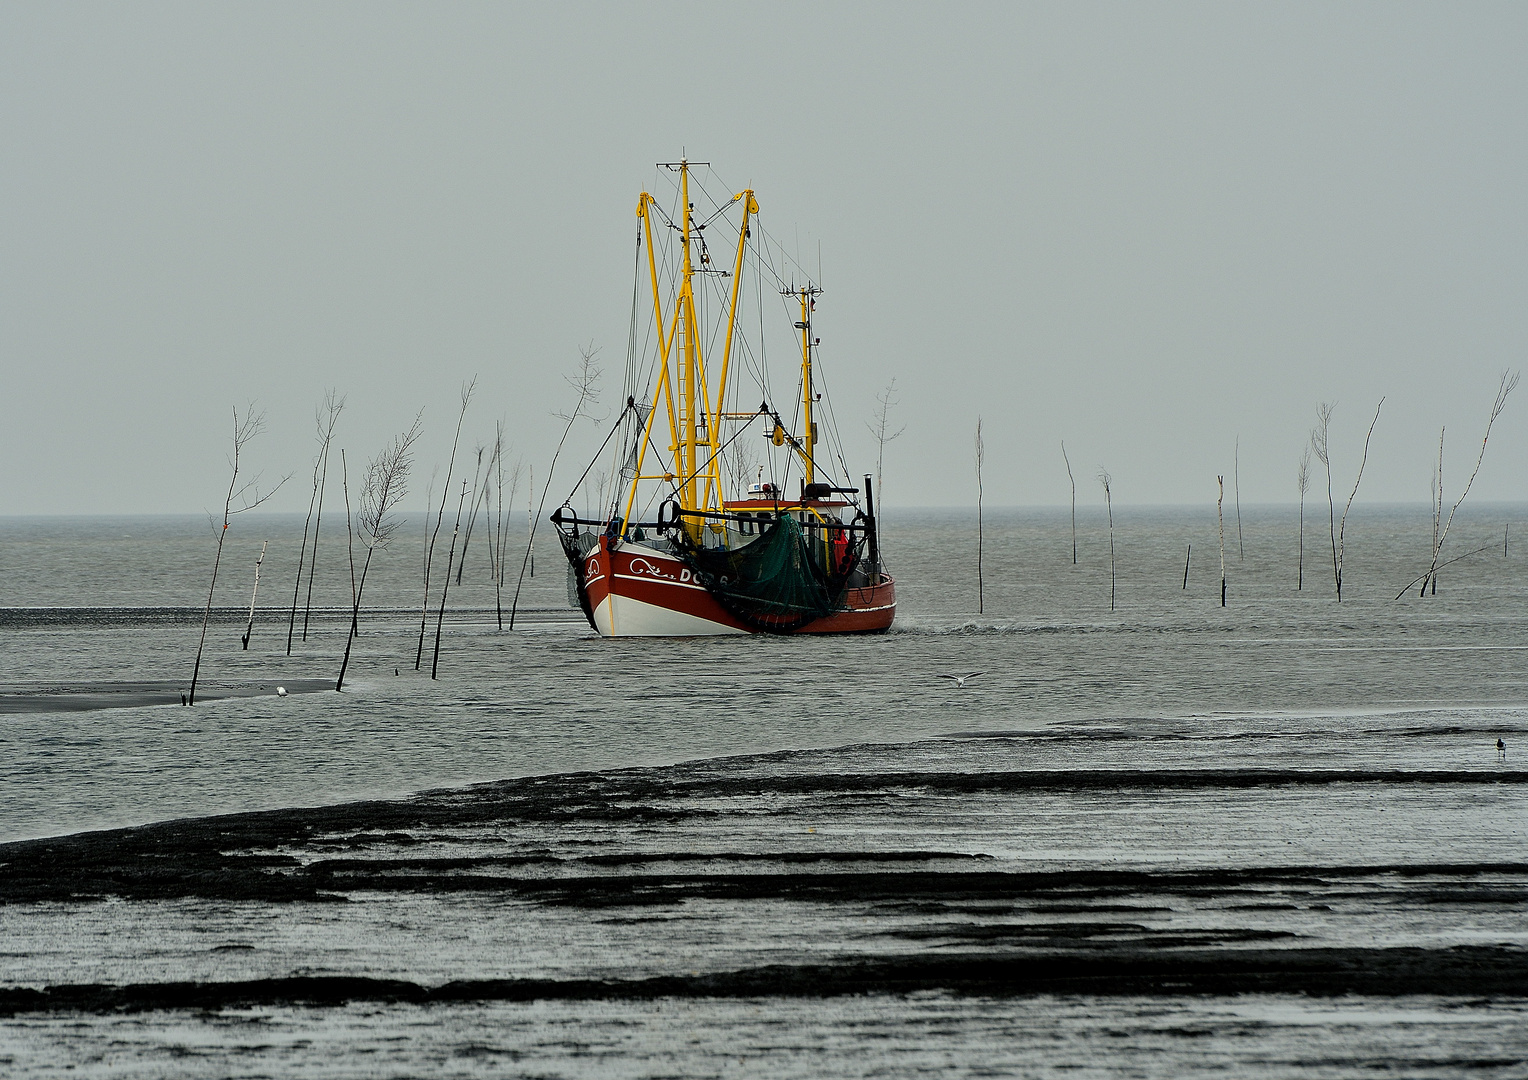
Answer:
(864, 473, 881, 584)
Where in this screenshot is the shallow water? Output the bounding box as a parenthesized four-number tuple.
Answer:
(2, 505, 1526, 1077)
(2, 504, 1525, 841)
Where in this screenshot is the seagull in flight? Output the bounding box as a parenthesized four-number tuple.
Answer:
(937, 672, 986, 688)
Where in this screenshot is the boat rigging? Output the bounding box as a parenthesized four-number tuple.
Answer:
(551, 158, 896, 636)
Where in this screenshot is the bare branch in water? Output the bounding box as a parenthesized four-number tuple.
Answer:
(417, 378, 476, 668)
(510, 345, 602, 629)
(1335, 398, 1384, 602)
(1311, 398, 1383, 602)
(190, 405, 282, 704)
(865, 378, 906, 508)
(289, 390, 346, 653)
(339, 414, 423, 691)
(1418, 371, 1518, 595)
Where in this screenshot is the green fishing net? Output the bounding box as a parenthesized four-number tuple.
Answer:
(683, 514, 860, 632)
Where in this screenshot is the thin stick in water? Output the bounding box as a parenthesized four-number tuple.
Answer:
(342, 449, 356, 639)
(1297, 444, 1310, 591)
(456, 445, 488, 586)
(241, 539, 267, 650)
(189, 406, 287, 705)
(1395, 543, 1495, 600)
(1061, 440, 1076, 565)
(418, 379, 475, 667)
(1217, 475, 1226, 607)
(290, 392, 344, 653)
(512, 348, 602, 628)
(338, 416, 421, 690)
(975, 417, 985, 614)
(1422, 372, 1516, 595)
(431, 479, 470, 679)
(1098, 468, 1114, 612)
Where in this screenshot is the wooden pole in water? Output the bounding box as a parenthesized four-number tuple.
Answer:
(241, 539, 267, 650)
(431, 480, 470, 679)
(1217, 476, 1227, 607)
(1182, 544, 1191, 590)
(974, 418, 985, 615)
(1099, 469, 1114, 613)
(418, 379, 475, 667)
(1297, 445, 1310, 591)
(342, 449, 357, 639)
(291, 391, 343, 653)
(1061, 440, 1077, 565)
(191, 407, 282, 705)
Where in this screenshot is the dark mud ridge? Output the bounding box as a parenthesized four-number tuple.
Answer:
(4, 754, 1526, 1015)
(4, 947, 1526, 1015)
(4, 760, 1526, 904)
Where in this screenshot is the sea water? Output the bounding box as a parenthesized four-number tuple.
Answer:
(3, 504, 1524, 840)
(1, 505, 1526, 1078)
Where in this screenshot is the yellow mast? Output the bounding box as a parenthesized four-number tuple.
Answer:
(704, 189, 756, 510)
(636, 193, 679, 451)
(621, 160, 757, 533)
(675, 163, 695, 513)
(796, 286, 819, 488)
(620, 194, 679, 535)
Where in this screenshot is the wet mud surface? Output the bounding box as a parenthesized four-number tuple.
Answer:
(4, 738, 1525, 1021)
(0, 678, 335, 713)
(5, 509, 1528, 1073)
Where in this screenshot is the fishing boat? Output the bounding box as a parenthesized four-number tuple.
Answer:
(552, 159, 895, 636)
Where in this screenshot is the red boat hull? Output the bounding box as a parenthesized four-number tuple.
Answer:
(577, 536, 895, 636)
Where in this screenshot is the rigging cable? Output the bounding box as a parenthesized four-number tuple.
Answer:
(561, 400, 634, 511)
(667, 411, 766, 506)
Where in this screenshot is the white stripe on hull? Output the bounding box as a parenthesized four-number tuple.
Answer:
(592, 592, 747, 637)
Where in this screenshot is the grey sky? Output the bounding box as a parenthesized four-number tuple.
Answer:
(3, 2, 1525, 514)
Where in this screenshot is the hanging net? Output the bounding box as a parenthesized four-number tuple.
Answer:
(557, 527, 602, 627)
(681, 514, 862, 633)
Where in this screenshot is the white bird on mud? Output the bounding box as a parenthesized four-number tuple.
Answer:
(276, 686, 287, 697)
(937, 672, 986, 688)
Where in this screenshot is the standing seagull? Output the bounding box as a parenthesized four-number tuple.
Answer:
(937, 672, 986, 688)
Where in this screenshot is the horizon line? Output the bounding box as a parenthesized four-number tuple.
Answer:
(4, 499, 1528, 519)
